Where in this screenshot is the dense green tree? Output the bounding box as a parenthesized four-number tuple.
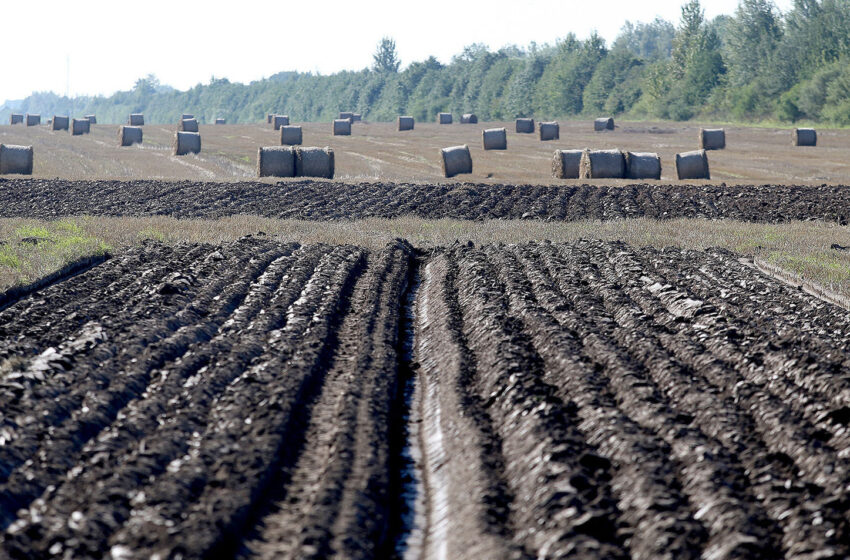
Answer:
(372, 37, 400, 73)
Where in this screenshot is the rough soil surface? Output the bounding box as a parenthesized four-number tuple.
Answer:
(3, 178, 850, 223)
(2, 239, 850, 559)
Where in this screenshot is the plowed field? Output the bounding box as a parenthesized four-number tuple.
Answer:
(2, 238, 850, 559)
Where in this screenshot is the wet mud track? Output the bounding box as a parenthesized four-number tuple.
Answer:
(3, 178, 850, 223)
(2, 238, 850, 558)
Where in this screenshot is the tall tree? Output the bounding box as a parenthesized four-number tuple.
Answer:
(372, 37, 401, 73)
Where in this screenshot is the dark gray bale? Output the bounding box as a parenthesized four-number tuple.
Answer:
(295, 146, 335, 178)
(51, 116, 70, 131)
(482, 128, 507, 150)
(438, 112, 452, 124)
(461, 113, 478, 124)
(280, 125, 303, 145)
(129, 113, 144, 126)
(339, 111, 355, 122)
(215, 118, 226, 125)
(257, 146, 297, 177)
(676, 149, 710, 179)
(441, 145, 473, 178)
(118, 126, 143, 146)
(0, 144, 33, 174)
(173, 131, 201, 155)
(272, 115, 290, 130)
(267, 114, 273, 124)
(85, 114, 96, 124)
(10, 114, 23, 125)
(699, 128, 725, 150)
(179, 118, 199, 132)
(352, 113, 362, 122)
(25, 114, 40, 126)
(516, 118, 535, 133)
(333, 119, 351, 136)
(594, 117, 614, 131)
(71, 118, 90, 135)
(793, 128, 817, 146)
(181, 113, 194, 120)
(552, 149, 583, 179)
(539, 121, 559, 141)
(579, 149, 626, 178)
(398, 116, 414, 131)
(625, 151, 662, 179)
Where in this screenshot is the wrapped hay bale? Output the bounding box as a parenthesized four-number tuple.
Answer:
(699, 128, 725, 150)
(179, 118, 199, 132)
(440, 144, 472, 178)
(333, 119, 351, 136)
(272, 115, 289, 130)
(129, 113, 144, 126)
(10, 114, 23, 125)
(793, 128, 817, 146)
(280, 125, 303, 145)
(482, 128, 507, 150)
(173, 131, 201, 155)
(267, 113, 273, 124)
(516, 118, 535, 133)
(594, 117, 614, 131)
(295, 146, 334, 178)
(71, 118, 90, 135)
(85, 114, 96, 124)
(461, 113, 478, 124)
(398, 116, 414, 131)
(539, 121, 559, 141)
(51, 116, 70, 131)
(579, 149, 626, 179)
(339, 111, 354, 122)
(552, 149, 583, 179)
(676, 149, 710, 180)
(352, 113, 361, 122)
(438, 112, 452, 124)
(257, 146, 296, 177)
(26, 114, 41, 126)
(215, 118, 226, 125)
(625, 152, 662, 179)
(0, 144, 33, 175)
(118, 125, 143, 146)
(181, 113, 194, 120)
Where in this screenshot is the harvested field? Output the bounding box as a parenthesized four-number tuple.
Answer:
(2, 238, 850, 559)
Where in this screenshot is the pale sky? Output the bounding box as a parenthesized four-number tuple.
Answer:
(2, 0, 794, 103)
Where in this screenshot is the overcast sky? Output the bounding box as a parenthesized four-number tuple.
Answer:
(2, 0, 794, 103)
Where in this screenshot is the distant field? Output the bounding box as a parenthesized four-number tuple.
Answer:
(2, 119, 850, 183)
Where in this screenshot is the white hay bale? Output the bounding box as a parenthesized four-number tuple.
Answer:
(280, 125, 303, 145)
(0, 144, 33, 175)
(625, 152, 662, 179)
(272, 115, 290, 130)
(257, 146, 296, 177)
(461, 113, 478, 124)
(482, 128, 507, 150)
(118, 126, 143, 146)
(516, 118, 534, 133)
(25, 114, 40, 126)
(179, 118, 199, 132)
(699, 128, 725, 150)
(181, 113, 194, 120)
(676, 149, 710, 180)
(552, 149, 582, 179)
(215, 118, 226, 125)
(51, 116, 69, 131)
(441, 145, 472, 178)
(129, 113, 144, 126)
(10, 114, 23, 125)
(85, 115, 96, 124)
(173, 131, 201, 155)
(352, 113, 361, 122)
(594, 117, 614, 131)
(438, 112, 452, 124)
(71, 118, 90, 135)
(333, 119, 351, 136)
(397, 116, 414, 131)
(580, 149, 626, 179)
(539, 121, 559, 141)
(339, 111, 354, 122)
(793, 128, 817, 146)
(295, 146, 335, 178)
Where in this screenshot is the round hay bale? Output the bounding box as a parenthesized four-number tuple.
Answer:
(398, 116, 414, 131)
(173, 131, 201, 156)
(51, 116, 70, 131)
(267, 114, 274, 124)
(625, 152, 662, 180)
(594, 117, 614, 131)
(25, 114, 41, 126)
(85, 115, 96, 124)
(215, 118, 226, 125)
(129, 113, 144, 126)
(272, 115, 290, 130)
(579, 149, 626, 179)
(482, 128, 507, 150)
(0, 144, 33, 175)
(280, 125, 303, 145)
(516, 118, 535, 133)
(461, 113, 478, 124)
(71, 118, 90, 136)
(179, 118, 199, 132)
(438, 112, 452, 124)
(181, 113, 194, 120)
(295, 146, 334, 178)
(440, 145, 472, 178)
(339, 111, 354, 122)
(793, 128, 817, 146)
(10, 114, 23, 125)
(539, 121, 559, 141)
(257, 146, 297, 177)
(552, 149, 583, 179)
(699, 128, 725, 150)
(118, 126, 143, 146)
(676, 149, 710, 180)
(352, 113, 362, 122)
(333, 119, 351, 136)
